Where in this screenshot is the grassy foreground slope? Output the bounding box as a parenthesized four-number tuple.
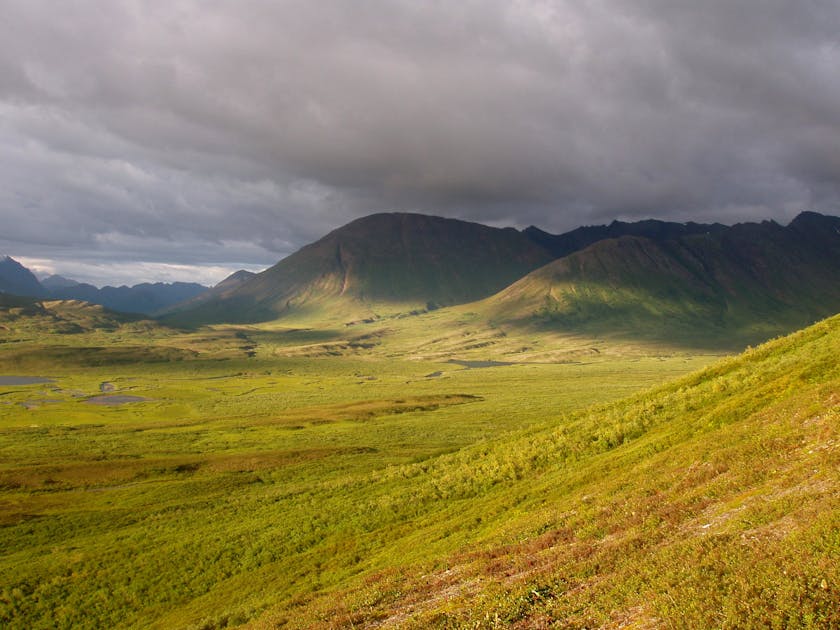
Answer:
(259, 315, 840, 628)
(0, 310, 836, 628)
(0, 326, 709, 627)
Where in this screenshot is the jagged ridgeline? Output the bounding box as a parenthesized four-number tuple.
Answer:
(0, 258, 208, 316)
(167, 211, 840, 345)
(483, 211, 840, 344)
(7, 210, 836, 338)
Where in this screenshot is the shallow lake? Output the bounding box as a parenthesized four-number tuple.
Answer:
(0, 376, 55, 385)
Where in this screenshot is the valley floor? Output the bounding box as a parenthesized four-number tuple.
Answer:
(0, 309, 837, 628)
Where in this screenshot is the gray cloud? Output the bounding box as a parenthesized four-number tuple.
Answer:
(1, 0, 839, 284)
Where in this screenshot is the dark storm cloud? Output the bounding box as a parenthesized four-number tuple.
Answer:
(1, 0, 839, 283)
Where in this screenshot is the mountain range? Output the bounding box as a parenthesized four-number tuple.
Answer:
(166, 210, 840, 343)
(0, 262, 208, 316)
(47, 280, 209, 316)
(521, 218, 729, 259)
(3, 210, 840, 342)
(483, 211, 840, 343)
(164, 213, 557, 323)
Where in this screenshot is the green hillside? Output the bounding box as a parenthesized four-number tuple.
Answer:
(265, 313, 840, 628)
(167, 213, 553, 325)
(165, 212, 840, 356)
(1, 298, 836, 627)
(483, 214, 840, 347)
(168, 270, 257, 314)
(0, 296, 252, 365)
(0, 296, 148, 336)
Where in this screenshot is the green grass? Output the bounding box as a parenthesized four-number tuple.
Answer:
(0, 299, 837, 628)
(265, 315, 840, 628)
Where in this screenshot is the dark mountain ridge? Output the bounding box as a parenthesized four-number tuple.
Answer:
(164, 270, 256, 315)
(487, 211, 840, 344)
(522, 218, 729, 259)
(48, 281, 208, 316)
(171, 210, 840, 330)
(0, 259, 208, 316)
(0, 256, 45, 298)
(5, 210, 840, 335)
(41, 274, 82, 291)
(169, 212, 555, 324)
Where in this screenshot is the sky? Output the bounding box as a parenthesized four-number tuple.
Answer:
(2, 0, 840, 287)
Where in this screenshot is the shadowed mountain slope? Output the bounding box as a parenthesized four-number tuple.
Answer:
(0, 256, 45, 298)
(485, 212, 840, 345)
(170, 213, 554, 324)
(41, 275, 81, 291)
(210, 269, 256, 293)
(163, 270, 256, 314)
(48, 281, 208, 316)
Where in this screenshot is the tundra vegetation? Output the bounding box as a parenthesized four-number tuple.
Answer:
(0, 297, 837, 628)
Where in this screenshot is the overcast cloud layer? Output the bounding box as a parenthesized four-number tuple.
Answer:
(2, 0, 840, 285)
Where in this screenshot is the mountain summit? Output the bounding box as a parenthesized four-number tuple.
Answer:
(171, 212, 554, 323)
(0, 256, 45, 298)
(167, 210, 840, 330)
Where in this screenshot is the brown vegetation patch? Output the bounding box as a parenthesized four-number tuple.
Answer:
(253, 394, 482, 428)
